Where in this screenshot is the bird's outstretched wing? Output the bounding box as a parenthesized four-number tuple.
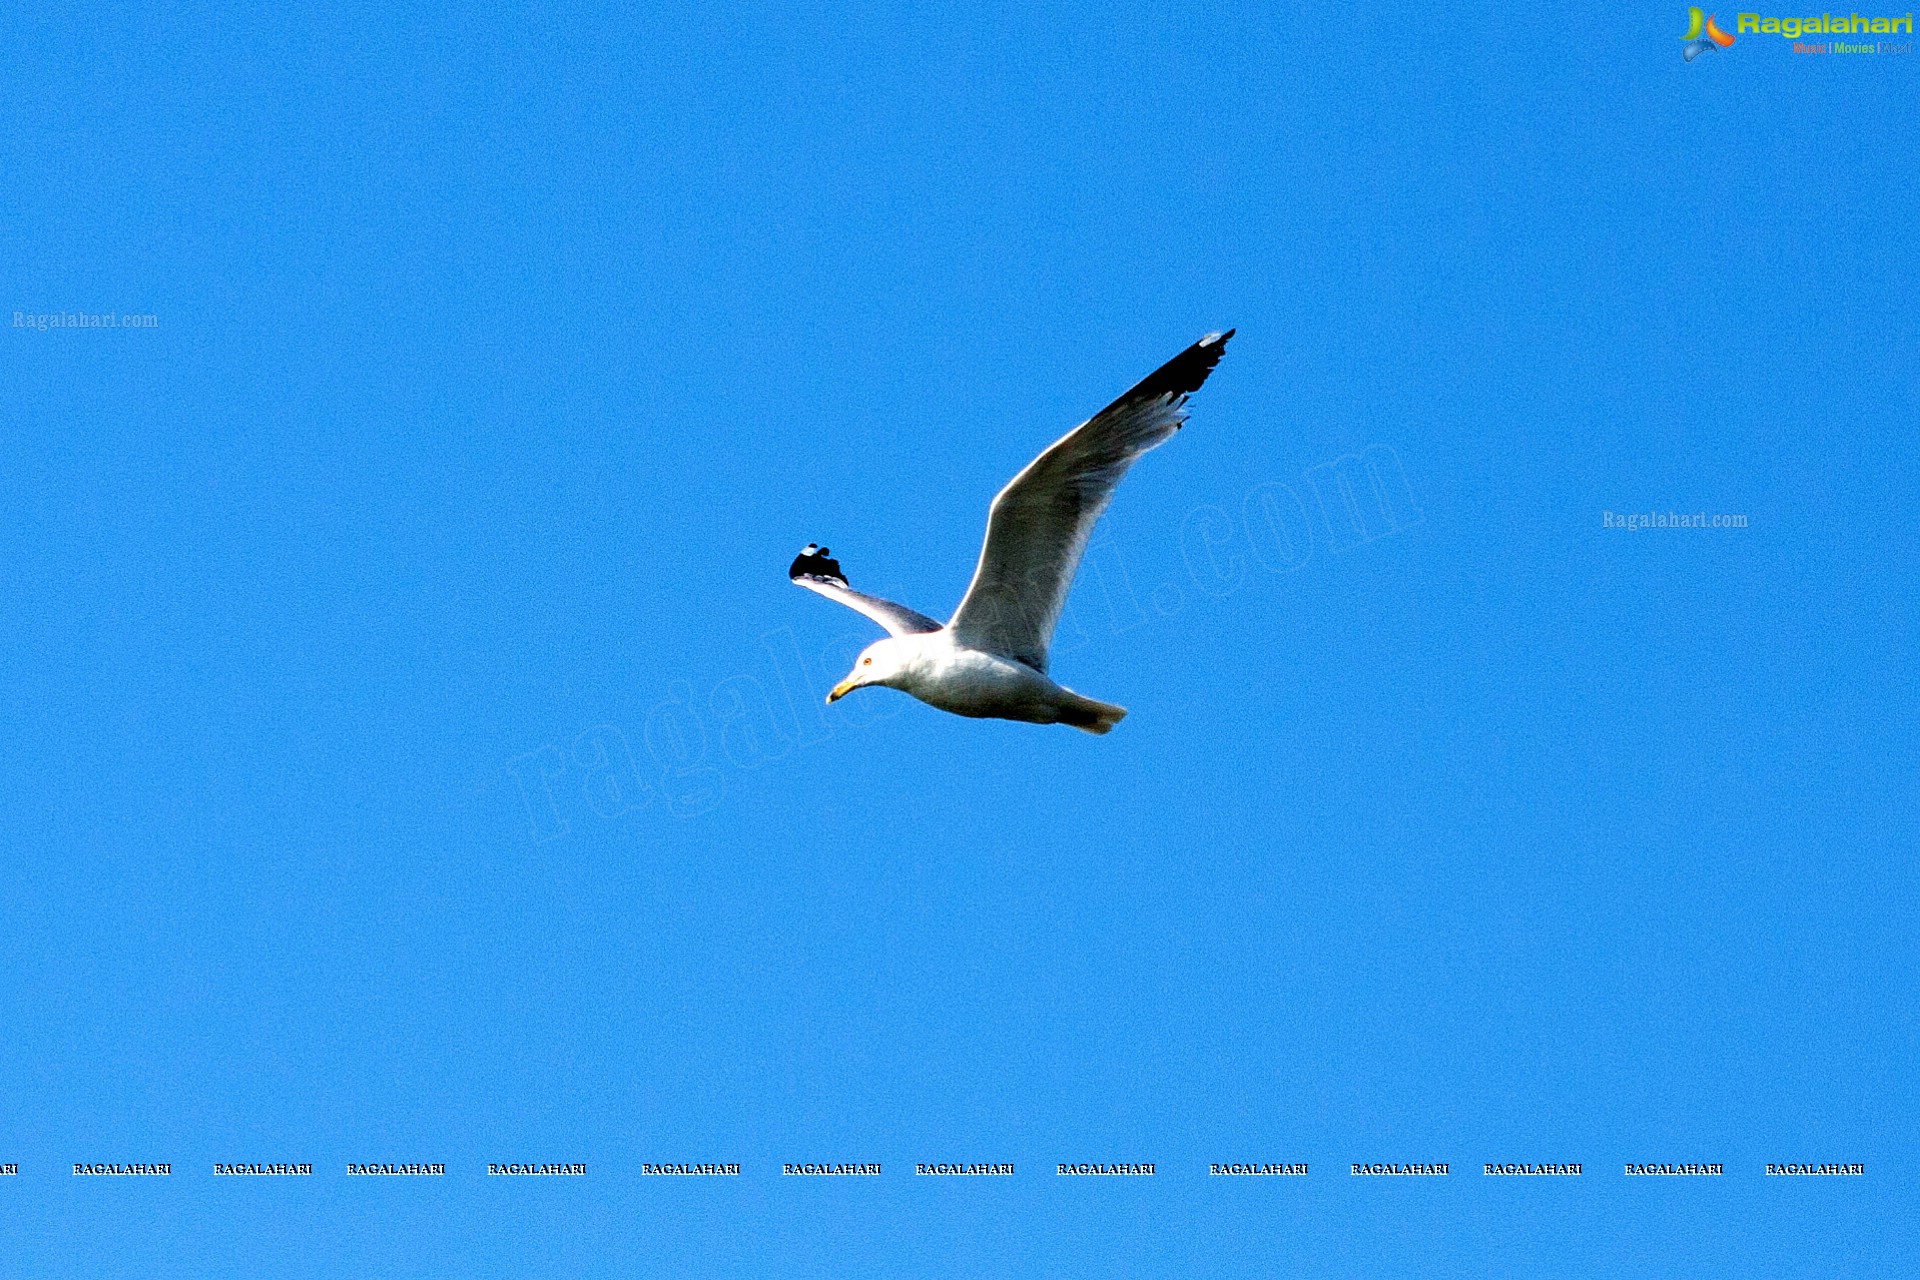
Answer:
(788, 544, 942, 637)
(947, 330, 1233, 672)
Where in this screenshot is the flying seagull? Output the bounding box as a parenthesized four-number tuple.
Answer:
(790, 329, 1233, 734)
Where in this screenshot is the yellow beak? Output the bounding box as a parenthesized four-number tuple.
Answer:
(827, 678, 858, 703)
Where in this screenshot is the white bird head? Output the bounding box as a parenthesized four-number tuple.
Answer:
(828, 638, 909, 703)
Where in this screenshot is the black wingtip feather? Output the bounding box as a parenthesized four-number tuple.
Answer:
(789, 545, 847, 586)
(1118, 329, 1234, 408)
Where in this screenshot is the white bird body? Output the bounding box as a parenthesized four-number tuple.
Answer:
(791, 330, 1233, 734)
(832, 631, 1127, 733)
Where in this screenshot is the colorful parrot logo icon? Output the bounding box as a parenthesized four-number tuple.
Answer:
(1683, 7, 1737, 59)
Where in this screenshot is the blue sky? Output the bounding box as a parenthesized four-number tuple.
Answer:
(3, 1, 1916, 1274)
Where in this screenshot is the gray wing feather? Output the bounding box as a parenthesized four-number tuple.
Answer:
(791, 571, 942, 638)
(947, 330, 1232, 672)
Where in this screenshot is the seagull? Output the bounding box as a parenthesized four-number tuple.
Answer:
(790, 330, 1233, 734)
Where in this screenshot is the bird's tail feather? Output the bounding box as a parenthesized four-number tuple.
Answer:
(1059, 696, 1128, 735)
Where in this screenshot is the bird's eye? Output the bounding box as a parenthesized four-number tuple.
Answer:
(862, 657, 872, 666)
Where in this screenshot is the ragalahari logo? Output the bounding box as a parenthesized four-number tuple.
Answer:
(1683, 7, 1738, 56)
